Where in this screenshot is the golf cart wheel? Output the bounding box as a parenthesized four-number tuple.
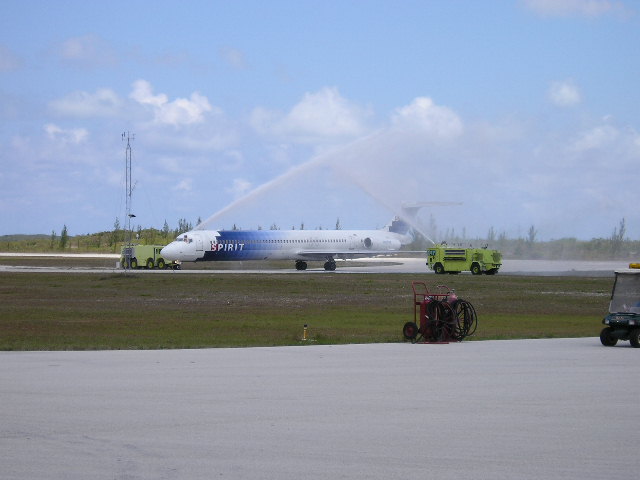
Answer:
(600, 327, 618, 347)
(403, 322, 419, 341)
(629, 328, 640, 348)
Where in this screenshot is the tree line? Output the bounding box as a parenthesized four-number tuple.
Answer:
(406, 218, 637, 260)
(2, 217, 637, 260)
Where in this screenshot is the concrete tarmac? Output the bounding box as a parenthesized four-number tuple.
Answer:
(0, 257, 625, 275)
(2, 338, 638, 479)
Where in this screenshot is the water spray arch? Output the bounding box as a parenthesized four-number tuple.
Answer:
(196, 124, 461, 240)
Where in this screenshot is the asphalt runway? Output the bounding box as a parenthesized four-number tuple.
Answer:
(2, 338, 638, 480)
(0, 255, 625, 275)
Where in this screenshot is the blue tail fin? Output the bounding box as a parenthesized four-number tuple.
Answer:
(389, 218, 411, 235)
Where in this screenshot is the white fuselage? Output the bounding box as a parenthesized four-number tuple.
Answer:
(160, 227, 410, 263)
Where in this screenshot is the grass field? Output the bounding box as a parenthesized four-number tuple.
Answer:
(0, 267, 613, 350)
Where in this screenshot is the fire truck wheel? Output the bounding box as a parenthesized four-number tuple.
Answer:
(157, 258, 166, 269)
(471, 263, 482, 275)
(130, 258, 138, 269)
(434, 263, 445, 274)
(599, 327, 617, 347)
(403, 322, 419, 341)
(629, 328, 640, 348)
(146, 259, 154, 269)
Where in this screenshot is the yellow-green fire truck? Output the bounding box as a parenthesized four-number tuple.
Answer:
(427, 245, 501, 275)
(120, 244, 180, 269)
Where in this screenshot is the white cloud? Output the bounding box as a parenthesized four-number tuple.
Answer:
(0, 45, 20, 71)
(43, 123, 88, 144)
(391, 97, 463, 139)
(5, 78, 640, 240)
(219, 46, 247, 69)
(49, 88, 122, 117)
(130, 79, 216, 126)
(523, 0, 627, 17)
(250, 87, 371, 143)
(173, 178, 193, 192)
(549, 80, 582, 107)
(130, 80, 168, 107)
(571, 124, 619, 151)
(226, 178, 252, 198)
(57, 35, 117, 67)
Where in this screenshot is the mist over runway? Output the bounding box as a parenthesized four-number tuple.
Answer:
(2, 338, 638, 480)
(0, 255, 625, 276)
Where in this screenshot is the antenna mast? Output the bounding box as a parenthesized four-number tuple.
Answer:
(122, 132, 135, 269)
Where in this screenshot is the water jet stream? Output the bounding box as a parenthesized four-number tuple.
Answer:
(196, 129, 385, 230)
(196, 126, 460, 242)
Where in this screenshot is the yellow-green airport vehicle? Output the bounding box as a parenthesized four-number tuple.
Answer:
(427, 245, 502, 275)
(120, 244, 180, 270)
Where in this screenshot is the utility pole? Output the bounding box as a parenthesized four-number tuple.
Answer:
(122, 132, 135, 270)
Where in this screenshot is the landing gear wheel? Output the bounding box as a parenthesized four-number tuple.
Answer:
(600, 327, 618, 347)
(471, 263, 482, 275)
(295, 260, 307, 271)
(323, 261, 336, 271)
(403, 322, 419, 341)
(630, 328, 640, 348)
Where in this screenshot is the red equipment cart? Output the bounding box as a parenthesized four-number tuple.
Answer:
(403, 282, 477, 343)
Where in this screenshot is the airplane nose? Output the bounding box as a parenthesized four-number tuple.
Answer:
(160, 243, 178, 260)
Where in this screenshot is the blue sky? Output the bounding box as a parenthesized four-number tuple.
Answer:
(1, 0, 639, 240)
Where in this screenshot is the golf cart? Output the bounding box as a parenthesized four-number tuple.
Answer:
(600, 264, 640, 348)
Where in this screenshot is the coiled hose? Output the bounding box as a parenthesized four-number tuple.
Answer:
(450, 299, 478, 340)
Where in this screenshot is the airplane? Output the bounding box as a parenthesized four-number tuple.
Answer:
(160, 204, 457, 271)
(160, 217, 414, 271)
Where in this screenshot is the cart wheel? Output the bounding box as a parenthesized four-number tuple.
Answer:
(427, 301, 454, 342)
(600, 327, 617, 347)
(403, 322, 419, 341)
(629, 328, 640, 348)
